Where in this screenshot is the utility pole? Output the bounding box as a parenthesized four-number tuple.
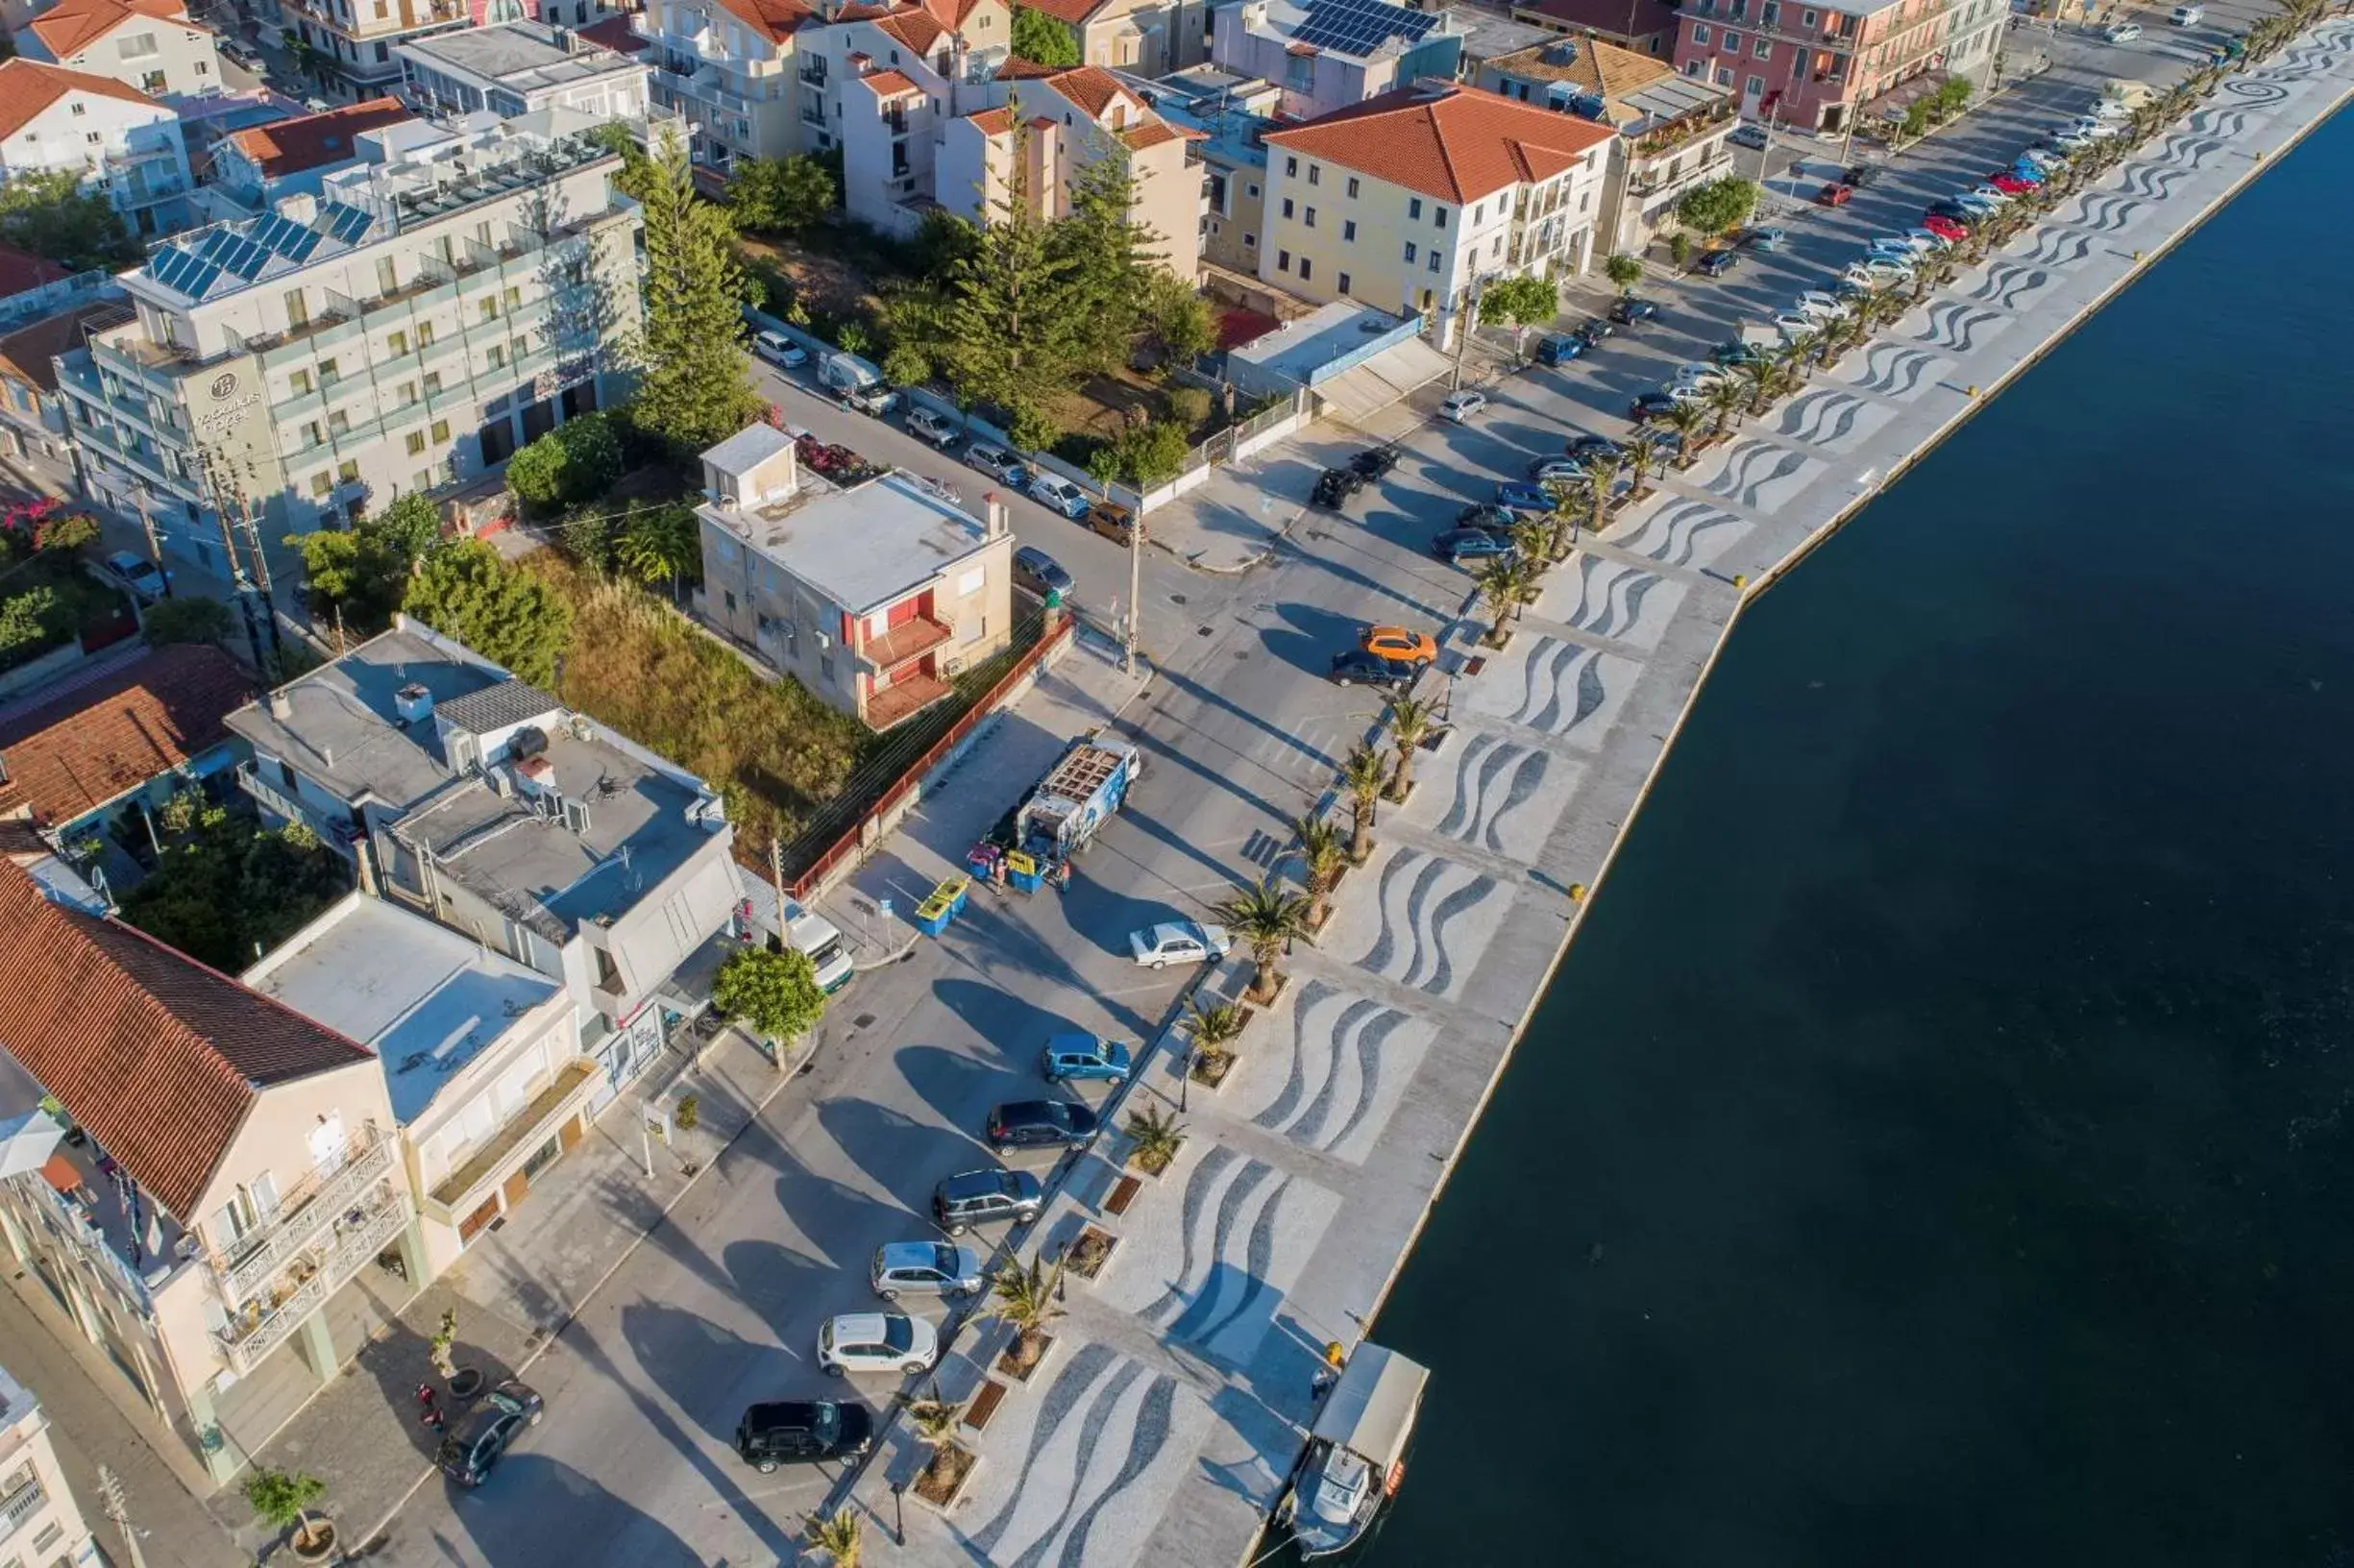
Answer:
(132, 484, 170, 598)
(769, 835, 789, 949)
(1123, 513, 1143, 674)
(199, 449, 270, 680)
(96, 1465, 148, 1568)
(225, 473, 285, 674)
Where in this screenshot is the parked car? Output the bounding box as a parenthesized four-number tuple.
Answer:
(1458, 502, 1516, 530)
(1533, 332, 1583, 367)
(735, 1400, 874, 1472)
(1608, 296, 1659, 325)
(1564, 434, 1625, 464)
(1740, 226, 1787, 252)
(1040, 1033, 1133, 1084)
(1729, 122, 1769, 150)
(1906, 226, 1956, 250)
(753, 330, 807, 369)
(1529, 458, 1588, 486)
(1128, 920, 1233, 968)
(1012, 545, 1074, 601)
(870, 1241, 985, 1301)
(931, 1168, 1042, 1234)
(1845, 162, 1881, 188)
(1350, 445, 1401, 479)
(1434, 528, 1515, 567)
(985, 1100, 1101, 1156)
(1029, 473, 1090, 518)
(2005, 161, 2047, 184)
(1965, 184, 2015, 205)
(1794, 290, 1850, 320)
(1988, 173, 2035, 196)
(1695, 248, 1741, 279)
(1710, 339, 1769, 368)
(1815, 182, 1854, 208)
(2169, 3, 2202, 24)
(906, 404, 962, 450)
(1312, 467, 1365, 508)
(1082, 501, 1134, 545)
(103, 550, 165, 602)
(967, 440, 1028, 486)
(1571, 318, 1614, 346)
(1871, 233, 1935, 257)
(1669, 360, 1729, 391)
(1923, 215, 1971, 241)
(1439, 389, 1488, 421)
(817, 1313, 939, 1378)
(1494, 482, 1551, 514)
(1629, 390, 1688, 423)
(1360, 625, 1437, 665)
(1925, 200, 1980, 225)
(435, 1382, 544, 1489)
(1329, 649, 1420, 690)
(220, 38, 261, 68)
(2106, 19, 2143, 38)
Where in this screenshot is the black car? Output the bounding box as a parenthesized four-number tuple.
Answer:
(1457, 502, 1516, 532)
(436, 1382, 543, 1489)
(1628, 391, 1686, 423)
(1572, 318, 1614, 346)
(1329, 649, 1419, 690)
(1312, 467, 1364, 508)
(1565, 434, 1625, 464)
(1695, 249, 1741, 279)
(1609, 297, 1659, 326)
(1846, 162, 1880, 187)
(932, 1168, 1042, 1234)
(986, 1100, 1100, 1155)
(1349, 445, 1400, 480)
(735, 1400, 874, 1472)
(1925, 200, 1980, 226)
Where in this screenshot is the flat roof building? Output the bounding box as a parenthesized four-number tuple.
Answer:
(0, 1360, 102, 1568)
(398, 22, 651, 124)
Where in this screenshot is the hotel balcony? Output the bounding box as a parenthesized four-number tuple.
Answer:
(1629, 147, 1734, 198)
(211, 1188, 410, 1376)
(423, 1059, 602, 1223)
(864, 670, 954, 731)
(0, 1472, 47, 1546)
(207, 1120, 397, 1310)
(859, 616, 952, 674)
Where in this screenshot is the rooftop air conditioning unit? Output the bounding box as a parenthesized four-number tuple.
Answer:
(393, 681, 434, 725)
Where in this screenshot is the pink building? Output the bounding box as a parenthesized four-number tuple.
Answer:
(1668, 0, 2007, 133)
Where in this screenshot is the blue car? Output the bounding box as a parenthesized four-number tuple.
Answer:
(1495, 482, 1551, 514)
(1040, 1033, 1133, 1085)
(1434, 528, 1514, 566)
(2009, 162, 2047, 184)
(1534, 332, 1583, 367)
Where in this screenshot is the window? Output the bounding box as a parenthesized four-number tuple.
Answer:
(1747, 73, 1767, 93)
(1755, 38, 1772, 56)
(510, 337, 527, 363)
(1277, 249, 1291, 272)
(503, 285, 521, 309)
(1285, 156, 1297, 176)
(1408, 197, 1422, 219)
(1724, 30, 1742, 49)
(1434, 207, 1448, 230)
(1304, 207, 1315, 228)
(1427, 251, 1441, 273)
(1342, 219, 1356, 240)
(417, 321, 434, 346)
(1802, 6, 1818, 23)
(327, 410, 349, 436)
(289, 368, 312, 395)
(405, 430, 427, 455)
(1471, 201, 1483, 224)
(1763, 0, 1779, 20)
(1404, 239, 1420, 267)
(423, 372, 442, 396)
(1346, 176, 1360, 197)
(398, 380, 416, 404)
(1337, 271, 1351, 294)
(1242, 232, 1257, 248)
(1716, 63, 1734, 84)
(1307, 163, 1319, 185)
(1298, 257, 1312, 281)
(337, 459, 358, 483)
(282, 288, 308, 329)
(69, 102, 85, 116)
(1685, 59, 1704, 75)
(479, 297, 500, 322)
(33, 1521, 63, 1552)
(1282, 197, 1294, 218)
(1247, 182, 1259, 197)
(301, 420, 322, 448)
(318, 357, 340, 385)
(310, 472, 331, 497)
(117, 30, 158, 57)
(378, 256, 398, 294)
(413, 470, 430, 492)
(486, 344, 506, 369)
(387, 330, 407, 355)
(430, 419, 450, 442)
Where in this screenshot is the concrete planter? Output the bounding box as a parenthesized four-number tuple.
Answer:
(912, 1445, 979, 1511)
(994, 1330, 1056, 1385)
(1066, 1225, 1117, 1281)
(289, 1520, 338, 1562)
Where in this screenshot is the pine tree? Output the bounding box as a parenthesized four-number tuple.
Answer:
(1054, 151, 1160, 373)
(628, 127, 762, 455)
(941, 112, 1089, 412)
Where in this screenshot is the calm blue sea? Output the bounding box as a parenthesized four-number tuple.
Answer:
(1358, 101, 2354, 1568)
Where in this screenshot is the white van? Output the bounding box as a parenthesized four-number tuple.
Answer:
(781, 897, 855, 993)
(2169, 3, 2203, 24)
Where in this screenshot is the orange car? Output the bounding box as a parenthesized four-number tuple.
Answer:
(1359, 625, 1438, 665)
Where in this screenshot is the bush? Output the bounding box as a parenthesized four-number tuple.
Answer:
(507, 414, 624, 516)
(141, 596, 233, 646)
(0, 585, 68, 663)
(1675, 177, 1759, 236)
(1166, 385, 1212, 429)
(1116, 420, 1190, 488)
(402, 540, 573, 687)
(712, 945, 827, 1041)
(1604, 252, 1644, 294)
(1669, 233, 1692, 266)
(1007, 403, 1058, 453)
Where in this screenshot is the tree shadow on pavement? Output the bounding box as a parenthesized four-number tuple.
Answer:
(619, 1299, 779, 1447)
(423, 1453, 704, 1567)
(823, 1072, 987, 1197)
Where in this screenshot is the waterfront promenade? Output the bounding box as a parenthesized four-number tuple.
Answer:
(845, 20, 2354, 1568)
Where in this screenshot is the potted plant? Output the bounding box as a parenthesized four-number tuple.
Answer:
(244, 1467, 332, 1560)
(1185, 1003, 1245, 1090)
(674, 1093, 700, 1133)
(987, 1254, 1066, 1384)
(1066, 1226, 1116, 1280)
(907, 1393, 977, 1507)
(1125, 1104, 1188, 1175)
(803, 1506, 863, 1567)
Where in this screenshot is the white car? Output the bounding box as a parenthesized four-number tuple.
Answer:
(2066, 117, 2123, 138)
(752, 330, 807, 369)
(2105, 20, 2142, 39)
(1905, 227, 1954, 251)
(1792, 293, 1849, 322)
(1872, 233, 1935, 256)
(102, 550, 165, 602)
(1773, 314, 1823, 343)
(1668, 361, 1730, 392)
(817, 1313, 939, 1377)
(1028, 473, 1090, 518)
(1439, 389, 1487, 422)
(1128, 921, 1234, 968)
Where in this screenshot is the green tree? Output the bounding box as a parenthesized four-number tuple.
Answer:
(242, 1468, 329, 1555)
(1675, 176, 1760, 236)
(286, 503, 444, 634)
(803, 1507, 863, 1568)
(33, 512, 97, 553)
(1932, 77, 1973, 119)
(986, 1254, 1066, 1362)
(1900, 99, 1933, 141)
(1476, 273, 1559, 355)
(1292, 812, 1346, 927)
(0, 169, 136, 270)
(911, 208, 980, 280)
(1115, 419, 1189, 488)
(584, 122, 655, 204)
(1339, 743, 1385, 862)
(507, 414, 623, 513)
(141, 595, 233, 646)
(1011, 5, 1081, 64)
(940, 116, 1089, 409)
(1384, 696, 1436, 800)
(0, 585, 68, 665)
(613, 503, 701, 597)
(504, 434, 569, 513)
(1216, 874, 1308, 1003)
(372, 491, 444, 562)
(1057, 152, 1161, 375)
(727, 154, 837, 234)
(1604, 252, 1644, 296)
(712, 944, 827, 1042)
(402, 540, 573, 686)
(1125, 1102, 1187, 1172)
(628, 127, 762, 455)
(118, 813, 348, 971)
(1140, 269, 1215, 365)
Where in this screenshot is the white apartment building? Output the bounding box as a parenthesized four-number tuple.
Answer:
(1208, 0, 1461, 122)
(0, 1363, 99, 1568)
(0, 59, 192, 234)
(16, 0, 223, 100)
(397, 21, 652, 125)
(54, 109, 640, 570)
(1258, 80, 1612, 344)
(634, 0, 815, 172)
(276, 0, 476, 104)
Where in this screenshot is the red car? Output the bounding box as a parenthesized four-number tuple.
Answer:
(1922, 215, 1969, 241)
(1988, 173, 2035, 196)
(1815, 183, 1855, 208)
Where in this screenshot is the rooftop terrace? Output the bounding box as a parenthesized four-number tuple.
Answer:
(700, 469, 1003, 618)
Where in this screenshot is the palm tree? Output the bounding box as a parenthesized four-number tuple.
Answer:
(614, 505, 699, 601)
(1660, 402, 1709, 467)
(1186, 1000, 1245, 1079)
(1623, 432, 1660, 500)
(1508, 514, 1552, 568)
(1125, 1102, 1189, 1170)
(1539, 479, 1582, 561)
(1384, 697, 1437, 801)
(1216, 874, 1308, 1002)
(907, 1392, 968, 1492)
(1705, 376, 1748, 439)
(1754, 359, 1801, 414)
(987, 1253, 1066, 1366)
(1339, 744, 1385, 861)
(804, 1507, 863, 1568)
(1778, 331, 1819, 380)
(1292, 813, 1347, 927)
(1579, 452, 1619, 541)
(1474, 556, 1533, 645)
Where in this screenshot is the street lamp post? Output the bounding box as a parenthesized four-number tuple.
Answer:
(889, 1482, 905, 1547)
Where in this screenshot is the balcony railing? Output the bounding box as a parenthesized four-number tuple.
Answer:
(861, 616, 951, 671)
(213, 1194, 408, 1375)
(208, 1120, 395, 1308)
(0, 1474, 47, 1543)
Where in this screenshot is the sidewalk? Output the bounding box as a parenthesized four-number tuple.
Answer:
(203, 1024, 797, 1556)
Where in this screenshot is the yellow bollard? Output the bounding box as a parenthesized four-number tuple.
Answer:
(1966, 385, 1978, 396)
(1567, 882, 1587, 902)
(1732, 572, 1749, 589)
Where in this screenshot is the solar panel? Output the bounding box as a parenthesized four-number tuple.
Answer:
(148, 246, 221, 298)
(1290, 0, 1435, 55)
(320, 202, 372, 244)
(214, 233, 271, 280)
(252, 211, 323, 261)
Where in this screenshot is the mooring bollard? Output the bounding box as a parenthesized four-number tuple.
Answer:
(1568, 883, 1587, 902)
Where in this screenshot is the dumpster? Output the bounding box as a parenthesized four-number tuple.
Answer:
(1003, 848, 1042, 893)
(913, 874, 970, 937)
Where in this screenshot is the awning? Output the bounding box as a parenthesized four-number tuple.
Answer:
(1311, 337, 1457, 430)
(0, 1110, 64, 1181)
(1311, 1344, 1429, 1468)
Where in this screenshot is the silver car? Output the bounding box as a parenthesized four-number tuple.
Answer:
(870, 1241, 984, 1301)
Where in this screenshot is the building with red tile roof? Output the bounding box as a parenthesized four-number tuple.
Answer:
(219, 97, 412, 184)
(0, 60, 189, 236)
(1510, 0, 1682, 58)
(18, 0, 222, 102)
(0, 642, 254, 832)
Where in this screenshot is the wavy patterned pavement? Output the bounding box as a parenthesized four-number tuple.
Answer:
(1776, 386, 1894, 452)
(1838, 342, 1953, 402)
(1606, 496, 1753, 569)
(1230, 979, 1436, 1164)
(1700, 437, 1823, 510)
(1337, 845, 1513, 1000)
(1418, 729, 1584, 862)
(1463, 634, 1641, 744)
(1541, 553, 1687, 649)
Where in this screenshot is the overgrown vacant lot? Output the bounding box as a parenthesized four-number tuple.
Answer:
(526, 555, 864, 854)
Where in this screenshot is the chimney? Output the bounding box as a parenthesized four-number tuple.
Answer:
(268, 689, 292, 721)
(986, 494, 1009, 539)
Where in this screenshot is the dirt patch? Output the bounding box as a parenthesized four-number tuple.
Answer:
(737, 233, 886, 326)
(1067, 1227, 1116, 1280)
(914, 1443, 977, 1507)
(995, 1331, 1053, 1383)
